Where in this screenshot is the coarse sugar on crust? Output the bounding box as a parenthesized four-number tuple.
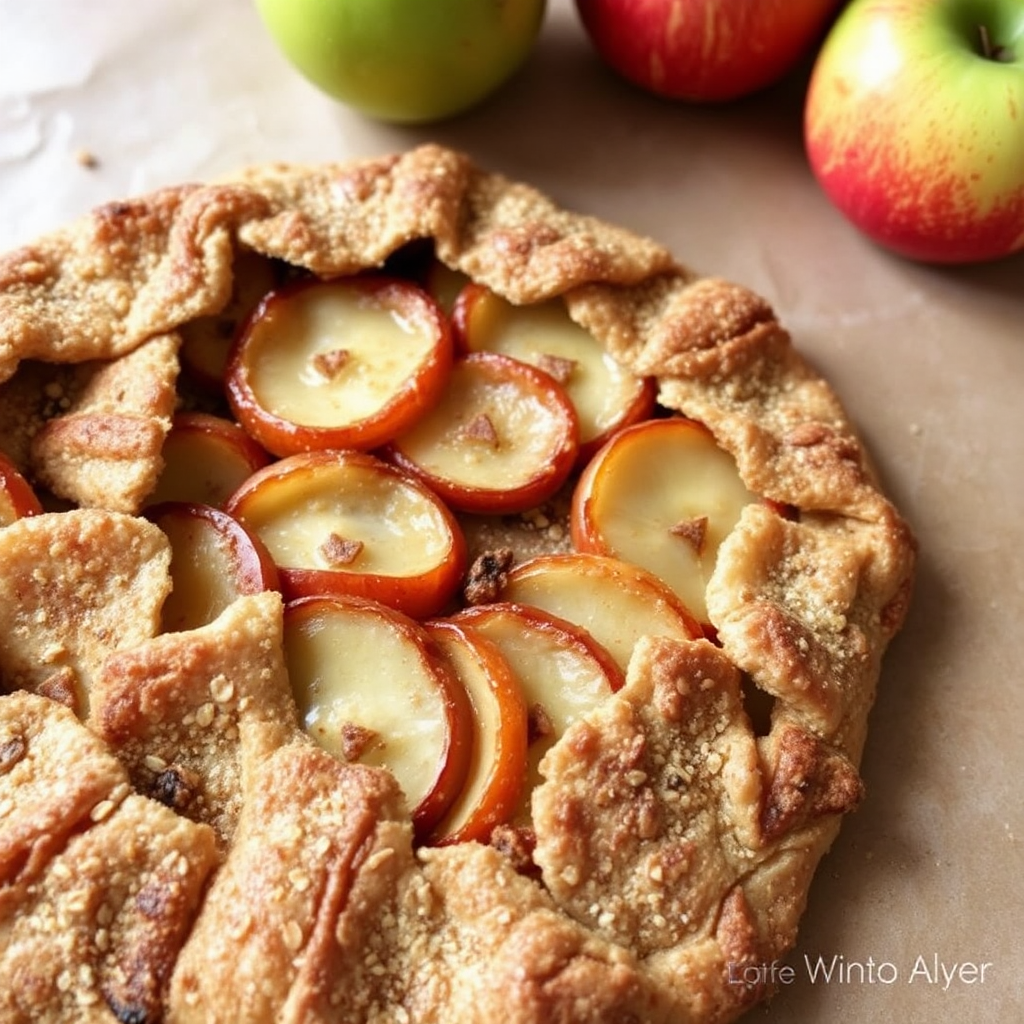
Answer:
(0, 693, 219, 1023)
(0, 509, 171, 717)
(91, 591, 299, 851)
(0, 144, 916, 1023)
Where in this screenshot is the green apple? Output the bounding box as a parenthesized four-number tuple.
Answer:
(254, 0, 547, 123)
(805, 0, 1024, 263)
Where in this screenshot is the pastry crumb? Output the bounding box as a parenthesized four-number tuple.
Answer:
(75, 148, 100, 170)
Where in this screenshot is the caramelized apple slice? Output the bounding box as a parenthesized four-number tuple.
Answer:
(146, 412, 271, 510)
(179, 250, 281, 390)
(226, 449, 467, 618)
(571, 417, 757, 627)
(145, 501, 281, 633)
(0, 450, 43, 526)
(283, 594, 473, 839)
(424, 619, 529, 845)
(226, 274, 453, 457)
(386, 352, 579, 514)
(453, 285, 656, 463)
(452, 602, 623, 822)
(423, 259, 470, 315)
(499, 552, 702, 673)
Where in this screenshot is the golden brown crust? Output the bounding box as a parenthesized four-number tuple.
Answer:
(0, 185, 263, 381)
(0, 694, 219, 1023)
(0, 341, 178, 515)
(26, 332, 180, 512)
(0, 510, 171, 716)
(0, 691, 128, 893)
(91, 592, 299, 850)
(0, 144, 916, 1023)
(167, 742, 408, 1023)
(706, 502, 914, 756)
(533, 637, 763, 956)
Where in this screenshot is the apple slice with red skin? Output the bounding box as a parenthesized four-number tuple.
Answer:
(225, 274, 453, 457)
(179, 250, 282, 390)
(451, 601, 624, 823)
(424, 619, 529, 845)
(226, 448, 467, 619)
(145, 501, 281, 633)
(385, 351, 579, 515)
(571, 416, 758, 630)
(146, 411, 271, 510)
(452, 284, 657, 464)
(498, 552, 703, 674)
(283, 594, 474, 841)
(0, 450, 43, 527)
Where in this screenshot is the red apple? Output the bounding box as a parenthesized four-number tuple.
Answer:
(574, 0, 841, 102)
(805, 0, 1024, 263)
(179, 250, 281, 390)
(571, 416, 757, 629)
(499, 552, 702, 673)
(451, 601, 623, 824)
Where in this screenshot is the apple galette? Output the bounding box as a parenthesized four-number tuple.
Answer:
(0, 144, 915, 1024)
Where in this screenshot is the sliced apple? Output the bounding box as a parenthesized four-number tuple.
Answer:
(179, 249, 282, 390)
(283, 594, 473, 840)
(424, 619, 529, 846)
(571, 416, 757, 627)
(498, 552, 702, 674)
(451, 601, 624, 823)
(452, 284, 657, 463)
(225, 274, 453, 457)
(145, 501, 281, 633)
(226, 449, 467, 618)
(423, 258, 471, 315)
(0, 450, 43, 527)
(385, 351, 579, 514)
(146, 411, 271, 510)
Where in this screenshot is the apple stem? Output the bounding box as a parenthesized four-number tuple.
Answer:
(977, 24, 1009, 62)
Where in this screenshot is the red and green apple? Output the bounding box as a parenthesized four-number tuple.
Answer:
(805, 0, 1024, 263)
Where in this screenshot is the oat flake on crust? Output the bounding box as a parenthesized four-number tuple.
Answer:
(0, 144, 916, 1023)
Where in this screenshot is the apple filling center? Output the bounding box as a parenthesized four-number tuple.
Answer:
(143, 255, 775, 848)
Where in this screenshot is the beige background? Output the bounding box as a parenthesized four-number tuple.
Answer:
(2, 1, 1021, 1019)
